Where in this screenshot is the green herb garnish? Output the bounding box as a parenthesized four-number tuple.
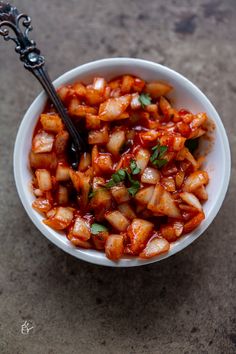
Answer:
(127, 172, 140, 197)
(128, 180, 140, 196)
(105, 164, 140, 196)
(91, 223, 108, 235)
(139, 93, 151, 108)
(105, 169, 126, 188)
(150, 143, 168, 168)
(130, 159, 141, 175)
(185, 138, 199, 154)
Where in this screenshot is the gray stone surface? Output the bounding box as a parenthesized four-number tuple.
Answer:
(0, 0, 235, 353)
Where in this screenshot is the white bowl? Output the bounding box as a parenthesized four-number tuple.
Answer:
(14, 58, 231, 267)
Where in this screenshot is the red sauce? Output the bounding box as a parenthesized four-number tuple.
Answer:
(30, 75, 210, 260)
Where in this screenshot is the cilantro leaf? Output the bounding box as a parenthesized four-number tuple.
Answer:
(158, 145, 168, 157)
(91, 223, 108, 235)
(105, 167, 140, 196)
(130, 159, 141, 175)
(150, 143, 168, 169)
(127, 172, 140, 196)
(154, 159, 168, 168)
(128, 181, 140, 197)
(105, 169, 126, 188)
(139, 93, 151, 108)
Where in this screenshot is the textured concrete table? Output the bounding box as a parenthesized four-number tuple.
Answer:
(0, 1, 235, 353)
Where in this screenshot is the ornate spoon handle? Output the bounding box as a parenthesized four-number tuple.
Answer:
(0, 2, 87, 168)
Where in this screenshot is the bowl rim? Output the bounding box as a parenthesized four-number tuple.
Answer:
(13, 57, 231, 267)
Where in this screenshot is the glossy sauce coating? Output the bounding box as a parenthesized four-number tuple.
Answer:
(30, 75, 209, 260)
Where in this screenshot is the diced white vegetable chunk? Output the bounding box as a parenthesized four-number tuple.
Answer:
(40, 114, 63, 133)
(194, 185, 208, 200)
(183, 212, 205, 234)
(68, 233, 92, 248)
(139, 237, 170, 258)
(54, 130, 69, 155)
(88, 126, 109, 145)
(92, 231, 109, 250)
(105, 210, 130, 232)
(172, 221, 184, 237)
(160, 225, 177, 242)
(55, 163, 70, 181)
(111, 185, 130, 203)
(135, 148, 150, 173)
(183, 171, 209, 192)
(175, 171, 185, 188)
(72, 217, 91, 241)
(130, 93, 141, 110)
(172, 136, 186, 151)
(179, 192, 202, 212)
(69, 170, 81, 192)
(32, 197, 52, 213)
(90, 188, 112, 210)
(118, 203, 136, 220)
(135, 186, 155, 205)
(93, 177, 106, 190)
(57, 185, 68, 205)
(147, 184, 181, 218)
(96, 153, 113, 173)
(105, 234, 124, 260)
(32, 131, 54, 153)
(141, 167, 160, 184)
(35, 169, 52, 191)
(99, 95, 131, 121)
(79, 152, 91, 172)
(93, 77, 106, 93)
(145, 81, 172, 98)
(78, 172, 91, 209)
(121, 75, 134, 94)
(85, 113, 101, 130)
(106, 130, 125, 156)
(44, 207, 73, 230)
(190, 113, 207, 129)
(127, 218, 154, 254)
(162, 177, 176, 192)
(176, 147, 197, 168)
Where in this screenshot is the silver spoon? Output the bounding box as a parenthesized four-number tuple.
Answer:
(0, 2, 87, 169)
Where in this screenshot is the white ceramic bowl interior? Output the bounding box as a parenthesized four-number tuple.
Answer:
(14, 58, 231, 267)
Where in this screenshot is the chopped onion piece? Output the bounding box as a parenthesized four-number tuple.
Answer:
(35, 169, 52, 192)
(40, 114, 63, 133)
(111, 185, 130, 203)
(145, 81, 172, 98)
(105, 210, 130, 232)
(55, 163, 70, 181)
(32, 131, 54, 153)
(141, 167, 160, 184)
(127, 218, 154, 254)
(135, 148, 150, 173)
(130, 93, 141, 110)
(183, 171, 209, 192)
(135, 186, 155, 205)
(180, 192, 202, 212)
(99, 95, 131, 121)
(106, 130, 125, 157)
(105, 234, 124, 260)
(139, 237, 170, 258)
(118, 203, 136, 220)
(44, 207, 73, 230)
(72, 217, 91, 241)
